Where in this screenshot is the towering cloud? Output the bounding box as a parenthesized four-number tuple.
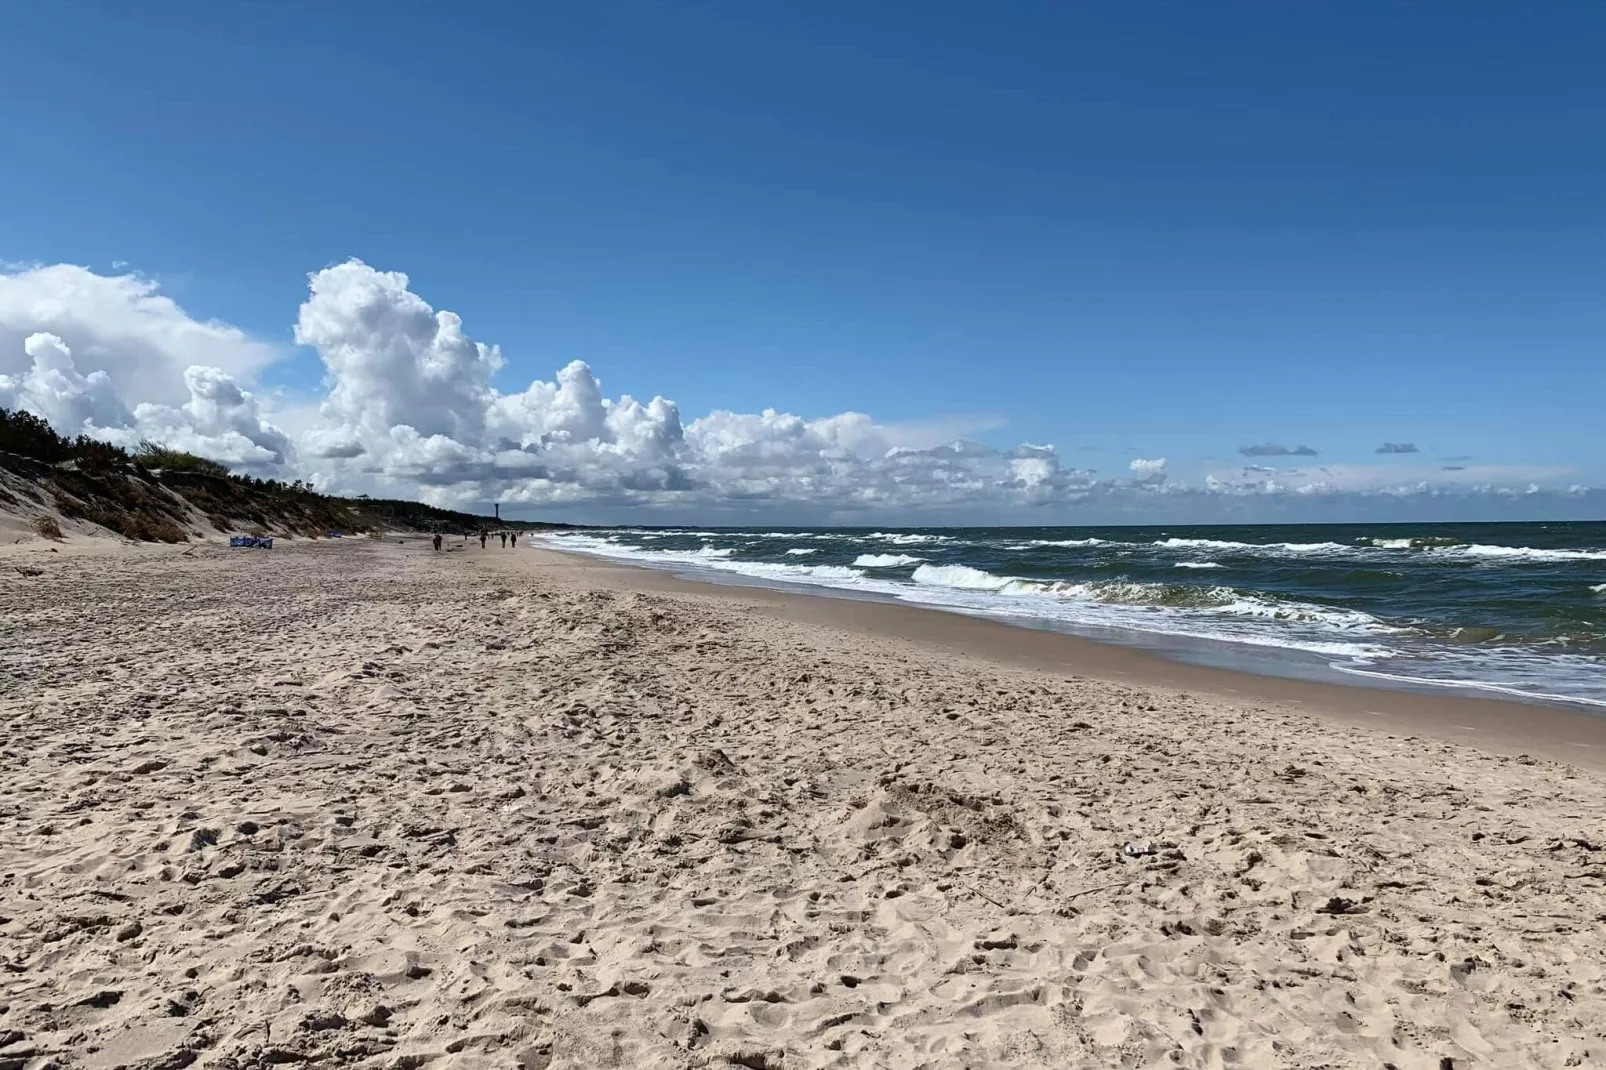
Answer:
(0, 332, 288, 468)
(286, 261, 1091, 512)
(0, 264, 275, 408)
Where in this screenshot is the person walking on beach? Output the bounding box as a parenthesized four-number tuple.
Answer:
(510, 531, 518, 548)
(500, 531, 507, 548)
(479, 531, 487, 549)
(432, 532, 442, 551)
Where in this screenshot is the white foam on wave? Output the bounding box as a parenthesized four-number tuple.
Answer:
(550, 535, 1400, 661)
(1592, 583, 1606, 594)
(855, 553, 923, 568)
(547, 534, 867, 584)
(1210, 591, 1386, 630)
(785, 548, 819, 556)
(894, 577, 1392, 659)
(1154, 537, 1348, 555)
(718, 561, 866, 582)
(1354, 536, 1606, 562)
(1174, 561, 1223, 569)
(869, 531, 951, 545)
(651, 545, 733, 559)
(1452, 544, 1606, 563)
(912, 564, 1014, 590)
(1154, 537, 1251, 550)
(1025, 538, 1109, 548)
(911, 564, 1390, 632)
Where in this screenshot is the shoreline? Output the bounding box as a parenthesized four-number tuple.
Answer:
(532, 530, 1606, 715)
(519, 543, 1606, 771)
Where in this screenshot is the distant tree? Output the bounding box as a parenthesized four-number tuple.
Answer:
(72, 435, 130, 472)
(0, 408, 72, 462)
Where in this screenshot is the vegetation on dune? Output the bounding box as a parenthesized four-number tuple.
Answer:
(133, 439, 232, 478)
(0, 408, 74, 464)
(0, 406, 584, 543)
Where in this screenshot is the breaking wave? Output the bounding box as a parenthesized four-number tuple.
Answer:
(854, 553, 923, 567)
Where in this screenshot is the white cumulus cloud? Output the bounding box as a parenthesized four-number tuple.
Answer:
(0, 264, 275, 408)
(2, 258, 1598, 522)
(1129, 457, 1167, 482)
(0, 330, 289, 469)
(0, 333, 131, 434)
(286, 261, 1101, 514)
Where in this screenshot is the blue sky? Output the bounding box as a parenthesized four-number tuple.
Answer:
(1, 2, 1602, 521)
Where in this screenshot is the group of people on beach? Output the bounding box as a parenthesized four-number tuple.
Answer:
(430, 530, 519, 551)
(476, 530, 518, 549)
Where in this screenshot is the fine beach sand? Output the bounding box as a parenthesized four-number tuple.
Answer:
(3, 536, 1606, 1069)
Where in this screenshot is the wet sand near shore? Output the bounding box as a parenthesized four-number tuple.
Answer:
(3, 535, 1604, 1069)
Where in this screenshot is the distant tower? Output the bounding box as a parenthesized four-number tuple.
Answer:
(494, 503, 500, 520)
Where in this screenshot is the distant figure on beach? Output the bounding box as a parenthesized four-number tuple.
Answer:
(510, 531, 518, 548)
(479, 531, 487, 549)
(500, 531, 507, 548)
(432, 533, 442, 551)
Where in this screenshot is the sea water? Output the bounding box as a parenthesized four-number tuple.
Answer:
(542, 522, 1606, 710)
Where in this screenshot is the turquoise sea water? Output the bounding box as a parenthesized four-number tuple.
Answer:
(543, 522, 1606, 710)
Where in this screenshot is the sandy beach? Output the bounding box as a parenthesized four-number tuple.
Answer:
(4, 535, 1606, 1069)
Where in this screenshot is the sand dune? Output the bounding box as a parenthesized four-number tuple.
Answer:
(2, 537, 1604, 1068)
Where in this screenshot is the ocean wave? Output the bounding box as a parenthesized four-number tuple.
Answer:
(869, 532, 952, 545)
(785, 548, 819, 556)
(559, 536, 868, 584)
(1450, 543, 1606, 563)
(718, 561, 866, 582)
(854, 553, 923, 567)
(1174, 561, 1224, 569)
(1154, 537, 1348, 554)
(891, 580, 1391, 659)
(1044, 580, 1384, 628)
(1151, 534, 1606, 563)
(1154, 537, 1253, 550)
(910, 564, 1388, 631)
(1592, 583, 1606, 594)
(549, 535, 1400, 661)
(912, 564, 1017, 591)
(1354, 537, 1606, 562)
(1024, 538, 1109, 548)
(662, 545, 733, 559)
(1358, 535, 1466, 549)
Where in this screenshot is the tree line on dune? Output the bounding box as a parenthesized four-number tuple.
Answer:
(0, 406, 582, 543)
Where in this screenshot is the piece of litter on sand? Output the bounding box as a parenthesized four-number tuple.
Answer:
(1122, 841, 1157, 858)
